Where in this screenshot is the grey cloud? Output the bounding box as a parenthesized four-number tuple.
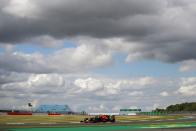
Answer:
(126, 43, 196, 63)
(179, 60, 196, 72)
(0, 71, 29, 84)
(0, 0, 164, 43)
(0, 0, 196, 63)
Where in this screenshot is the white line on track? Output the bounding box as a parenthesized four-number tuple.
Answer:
(119, 121, 132, 122)
(69, 122, 80, 123)
(39, 123, 56, 125)
(167, 119, 175, 121)
(6, 123, 24, 125)
(155, 120, 162, 121)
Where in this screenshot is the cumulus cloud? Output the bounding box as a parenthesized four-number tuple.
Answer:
(0, 44, 112, 73)
(160, 91, 169, 97)
(128, 91, 143, 96)
(0, 74, 160, 110)
(0, 74, 66, 94)
(0, 73, 195, 111)
(1, 0, 196, 112)
(0, 71, 29, 84)
(179, 60, 196, 72)
(178, 77, 196, 96)
(31, 99, 39, 107)
(28, 74, 65, 88)
(74, 77, 103, 92)
(74, 77, 157, 93)
(88, 104, 108, 113)
(0, 0, 196, 63)
(2, 0, 38, 18)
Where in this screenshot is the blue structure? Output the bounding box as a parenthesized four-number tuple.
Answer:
(36, 104, 72, 113)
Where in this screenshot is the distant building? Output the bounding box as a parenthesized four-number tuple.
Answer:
(36, 104, 72, 113)
(119, 109, 141, 115)
(89, 113, 119, 116)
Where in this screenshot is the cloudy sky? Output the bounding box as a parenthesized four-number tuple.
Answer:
(0, 0, 196, 112)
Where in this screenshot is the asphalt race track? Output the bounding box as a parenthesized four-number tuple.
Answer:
(0, 117, 196, 131)
(1, 116, 196, 128)
(115, 128, 196, 131)
(2, 128, 196, 131)
(1, 128, 196, 131)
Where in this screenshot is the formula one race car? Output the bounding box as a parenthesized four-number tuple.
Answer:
(80, 115, 115, 123)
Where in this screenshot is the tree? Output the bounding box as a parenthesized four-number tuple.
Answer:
(166, 102, 196, 112)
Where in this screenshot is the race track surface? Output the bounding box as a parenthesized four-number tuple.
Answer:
(1, 128, 195, 131)
(1, 116, 196, 128)
(0, 117, 196, 131)
(116, 128, 196, 131)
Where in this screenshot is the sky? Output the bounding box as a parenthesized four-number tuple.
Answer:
(0, 0, 196, 112)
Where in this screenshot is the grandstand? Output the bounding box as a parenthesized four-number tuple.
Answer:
(36, 104, 72, 114)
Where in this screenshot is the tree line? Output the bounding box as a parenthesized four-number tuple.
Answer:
(153, 102, 196, 112)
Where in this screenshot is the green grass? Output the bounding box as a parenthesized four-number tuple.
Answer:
(116, 115, 183, 121)
(0, 115, 88, 124)
(0, 115, 184, 124)
(9, 122, 196, 131)
(0, 115, 195, 131)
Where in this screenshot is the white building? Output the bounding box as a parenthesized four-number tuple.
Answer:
(88, 113, 119, 115)
(119, 109, 141, 115)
